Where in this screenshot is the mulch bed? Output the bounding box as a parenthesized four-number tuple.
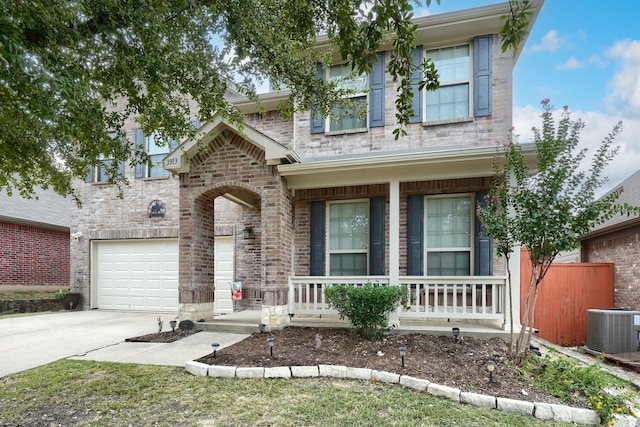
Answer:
(191, 326, 590, 408)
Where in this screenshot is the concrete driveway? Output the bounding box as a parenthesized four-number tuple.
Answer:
(0, 310, 248, 377)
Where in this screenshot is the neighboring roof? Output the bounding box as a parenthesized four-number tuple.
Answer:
(0, 187, 71, 231)
(582, 168, 640, 239)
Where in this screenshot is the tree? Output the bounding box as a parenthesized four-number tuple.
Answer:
(1, 0, 532, 203)
(478, 99, 639, 365)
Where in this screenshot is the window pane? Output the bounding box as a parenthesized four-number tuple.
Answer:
(148, 154, 169, 178)
(148, 132, 166, 155)
(427, 45, 469, 83)
(427, 252, 470, 276)
(329, 65, 368, 93)
(426, 84, 469, 121)
(330, 254, 368, 276)
(330, 97, 367, 131)
(329, 202, 368, 250)
(426, 197, 471, 249)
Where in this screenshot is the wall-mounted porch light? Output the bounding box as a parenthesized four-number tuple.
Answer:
(243, 226, 254, 240)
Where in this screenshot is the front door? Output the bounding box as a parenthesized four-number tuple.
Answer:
(214, 236, 235, 314)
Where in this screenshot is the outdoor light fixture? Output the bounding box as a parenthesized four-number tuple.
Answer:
(486, 360, 495, 383)
(267, 337, 275, 357)
(399, 346, 407, 368)
(243, 226, 254, 239)
(169, 319, 177, 332)
(452, 327, 460, 342)
(258, 323, 266, 333)
(211, 343, 220, 358)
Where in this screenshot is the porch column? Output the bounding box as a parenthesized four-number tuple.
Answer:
(389, 179, 400, 328)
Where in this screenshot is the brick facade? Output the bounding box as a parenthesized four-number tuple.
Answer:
(70, 4, 526, 325)
(582, 223, 640, 310)
(0, 222, 70, 287)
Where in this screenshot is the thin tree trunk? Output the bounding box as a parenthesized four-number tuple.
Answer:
(515, 265, 537, 364)
(505, 253, 514, 358)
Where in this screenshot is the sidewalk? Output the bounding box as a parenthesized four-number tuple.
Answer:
(0, 310, 248, 377)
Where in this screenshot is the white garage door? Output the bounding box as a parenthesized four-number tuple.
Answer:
(93, 239, 178, 312)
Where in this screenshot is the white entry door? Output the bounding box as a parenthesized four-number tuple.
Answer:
(214, 236, 234, 314)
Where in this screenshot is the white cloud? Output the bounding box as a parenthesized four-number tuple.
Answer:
(557, 56, 583, 70)
(530, 30, 565, 53)
(605, 39, 640, 118)
(587, 54, 608, 69)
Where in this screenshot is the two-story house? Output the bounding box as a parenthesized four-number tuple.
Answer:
(70, 1, 543, 329)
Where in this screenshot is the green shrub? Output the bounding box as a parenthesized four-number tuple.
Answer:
(517, 348, 638, 424)
(324, 283, 408, 340)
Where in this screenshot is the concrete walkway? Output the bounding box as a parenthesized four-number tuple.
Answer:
(0, 310, 248, 377)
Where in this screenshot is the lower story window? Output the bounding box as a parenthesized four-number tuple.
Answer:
(425, 195, 472, 276)
(328, 201, 369, 275)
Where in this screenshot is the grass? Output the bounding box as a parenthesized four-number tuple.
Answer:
(0, 360, 577, 427)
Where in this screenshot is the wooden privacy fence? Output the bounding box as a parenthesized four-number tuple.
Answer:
(520, 248, 614, 347)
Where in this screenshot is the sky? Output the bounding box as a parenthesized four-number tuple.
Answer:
(420, 0, 640, 194)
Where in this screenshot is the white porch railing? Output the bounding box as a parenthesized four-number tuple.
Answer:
(288, 276, 507, 323)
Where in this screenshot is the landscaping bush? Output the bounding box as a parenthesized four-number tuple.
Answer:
(324, 283, 408, 340)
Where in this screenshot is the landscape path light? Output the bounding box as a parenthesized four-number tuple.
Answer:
(267, 337, 275, 357)
(399, 346, 407, 368)
(169, 319, 177, 332)
(452, 327, 460, 342)
(486, 360, 495, 383)
(258, 323, 266, 333)
(211, 343, 220, 358)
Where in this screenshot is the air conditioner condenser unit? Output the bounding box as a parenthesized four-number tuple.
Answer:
(587, 309, 640, 354)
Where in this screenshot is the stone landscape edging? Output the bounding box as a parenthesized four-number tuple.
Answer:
(184, 361, 603, 425)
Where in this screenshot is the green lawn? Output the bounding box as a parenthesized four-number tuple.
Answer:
(0, 360, 576, 427)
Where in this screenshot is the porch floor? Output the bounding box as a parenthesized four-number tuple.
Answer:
(195, 309, 515, 340)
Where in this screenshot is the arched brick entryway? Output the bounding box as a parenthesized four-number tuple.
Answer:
(176, 128, 293, 325)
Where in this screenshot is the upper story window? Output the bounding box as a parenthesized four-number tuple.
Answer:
(426, 45, 470, 122)
(310, 52, 385, 134)
(146, 132, 171, 178)
(86, 133, 124, 183)
(328, 65, 369, 132)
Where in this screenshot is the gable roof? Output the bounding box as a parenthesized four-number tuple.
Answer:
(582, 168, 640, 239)
(162, 116, 299, 174)
(0, 187, 70, 231)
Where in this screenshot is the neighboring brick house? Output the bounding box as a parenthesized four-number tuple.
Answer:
(581, 169, 640, 310)
(71, 1, 543, 327)
(0, 188, 70, 287)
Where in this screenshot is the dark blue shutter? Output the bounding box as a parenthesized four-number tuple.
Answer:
(369, 52, 385, 128)
(310, 201, 326, 276)
(134, 128, 145, 178)
(410, 46, 423, 124)
(475, 191, 493, 276)
(407, 195, 424, 275)
(310, 64, 325, 134)
(369, 197, 385, 275)
(473, 35, 492, 117)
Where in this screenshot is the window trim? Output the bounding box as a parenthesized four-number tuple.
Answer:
(423, 43, 474, 123)
(326, 199, 370, 276)
(423, 193, 475, 276)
